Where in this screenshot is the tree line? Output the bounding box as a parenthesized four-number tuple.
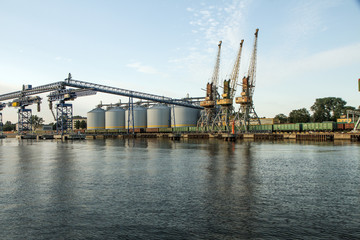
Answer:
(274, 97, 356, 124)
(1, 116, 87, 131)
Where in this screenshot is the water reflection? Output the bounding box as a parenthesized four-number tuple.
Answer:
(0, 139, 359, 239)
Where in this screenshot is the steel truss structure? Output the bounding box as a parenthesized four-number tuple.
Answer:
(56, 103, 73, 134)
(236, 104, 260, 132)
(0, 112, 3, 132)
(197, 108, 217, 130)
(347, 110, 360, 132)
(127, 97, 135, 133)
(212, 106, 232, 132)
(18, 108, 32, 133)
(64, 76, 201, 109)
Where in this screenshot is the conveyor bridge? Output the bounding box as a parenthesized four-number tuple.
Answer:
(0, 77, 202, 109)
(0, 74, 202, 134)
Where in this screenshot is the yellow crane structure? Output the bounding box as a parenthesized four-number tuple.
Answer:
(212, 39, 244, 131)
(197, 41, 222, 129)
(235, 28, 261, 132)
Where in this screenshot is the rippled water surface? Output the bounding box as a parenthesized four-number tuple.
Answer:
(0, 138, 359, 239)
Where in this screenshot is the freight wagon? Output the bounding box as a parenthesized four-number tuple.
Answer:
(248, 124, 273, 132)
(302, 122, 337, 132)
(273, 123, 301, 132)
(84, 121, 359, 135)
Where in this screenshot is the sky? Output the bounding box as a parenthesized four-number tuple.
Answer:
(0, 0, 360, 123)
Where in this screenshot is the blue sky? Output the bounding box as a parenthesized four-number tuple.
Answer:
(0, 0, 359, 123)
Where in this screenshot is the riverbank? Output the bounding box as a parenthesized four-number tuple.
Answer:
(2, 132, 360, 142)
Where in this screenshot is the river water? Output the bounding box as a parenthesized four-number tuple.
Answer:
(0, 138, 359, 239)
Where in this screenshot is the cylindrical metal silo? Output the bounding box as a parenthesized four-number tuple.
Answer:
(171, 106, 200, 127)
(125, 105, 147, 128)
(87, 107, 105, 129)
(105, 107, 125, 129)
(147, 104, 170, 128)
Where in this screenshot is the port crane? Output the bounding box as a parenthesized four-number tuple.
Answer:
(6, 87, 42, 134)
(197, 41, 222, 129)
(47, 76, 97, 134)
(212, 39, 244, 132)
(235, 29, 261, 132)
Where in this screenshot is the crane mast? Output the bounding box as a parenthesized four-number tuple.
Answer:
(210, 41, 222, 101)
(212, 40, 244, 132)
(230, 39, 244, 100)
(235, 28, 261, 132)
(197, 41, 222, 129)
(248, 29, 258, 96)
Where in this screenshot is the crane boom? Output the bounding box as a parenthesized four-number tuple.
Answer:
(211, 41, 222, 100)
(248, 28, 258, 96)
(230, 39, 244, 99)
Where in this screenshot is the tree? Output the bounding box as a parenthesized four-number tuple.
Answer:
(3, 121, 15, 131)
(80, 120, 87, 129)
(288, 108, 311, 123)
(310, 97, 349, 122)
(30, 115, 44, 130)
(274, 113, 288, 123)
(74, 120, 81, 129)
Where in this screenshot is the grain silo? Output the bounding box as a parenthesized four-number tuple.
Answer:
(147, 104, 170, 128)
(125, 105, 147, 128)
(105, 107, 125, 129)
(171, 106, 200, 127)
(87, 107, 105, 129)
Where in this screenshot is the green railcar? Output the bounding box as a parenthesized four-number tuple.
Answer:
(247, 124, 273, 132)
(158, 127, 172, 133)
(197, 127, 207, 132)
(302, 122, 336, 131)
(188, 127, 198, 132)
(172, 127, 189, 132)
(273, 123, 301, 132)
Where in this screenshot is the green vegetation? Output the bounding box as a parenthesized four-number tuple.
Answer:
(3, 121, 16, 131)
(289, 108, 311, 123)
(274, 113, 288, 123)
(30, 115, 44, 131)
(74, 120, 87, 129)
(80, 120, 87, 129)
(74, 120, 81, 129)
(275, 97, 355, 124)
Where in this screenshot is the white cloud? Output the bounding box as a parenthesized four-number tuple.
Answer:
(171, 0, 251, 85)
(55, 56, 72, 62)
(126, 62, 167, 77)
(259, 42, 360, 85)
(282, 0, 342, 55)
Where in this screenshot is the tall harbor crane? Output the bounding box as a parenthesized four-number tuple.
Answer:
(213, 39, 244, 131)
(236, 28, 261, 132)
(197, 41, 222, 129)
